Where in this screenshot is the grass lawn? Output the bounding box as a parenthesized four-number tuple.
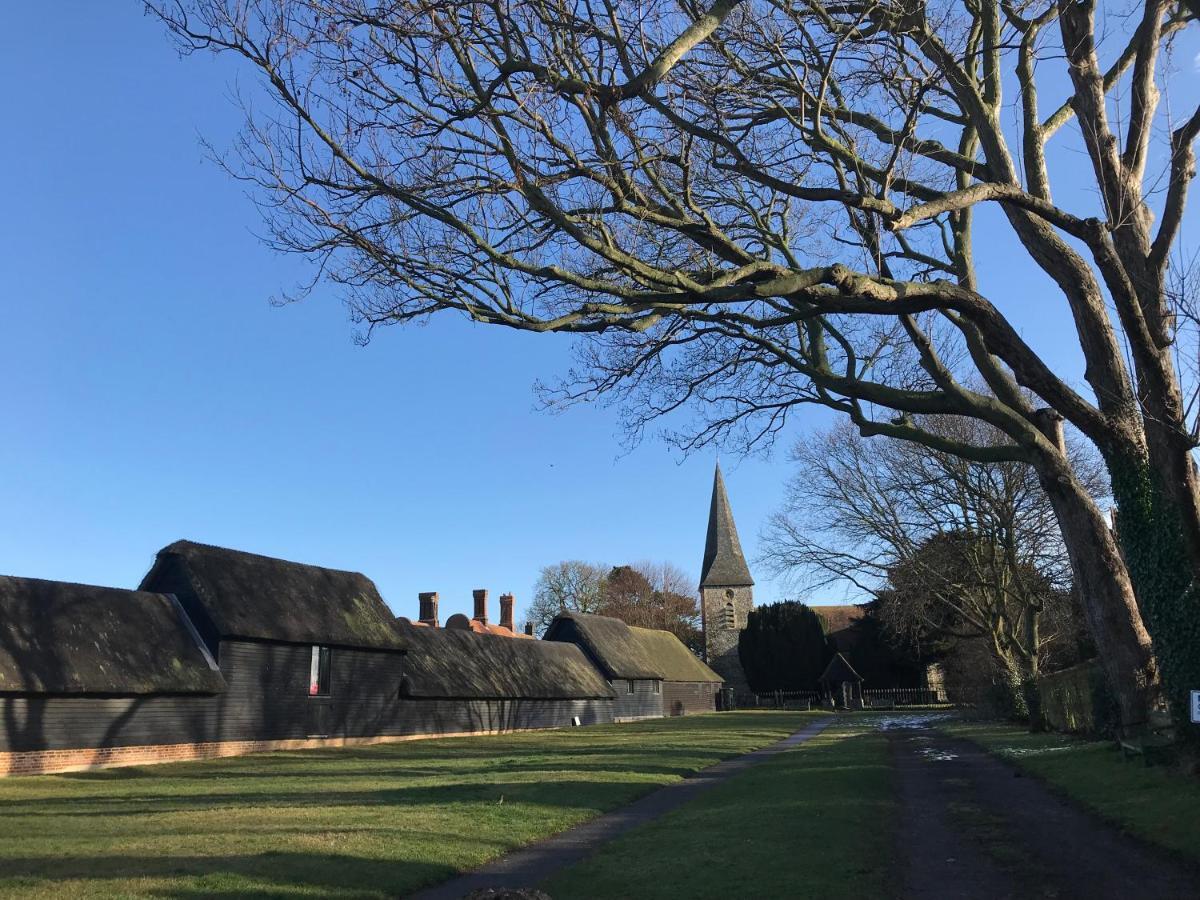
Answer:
(544, 717, 897, 900)
(943, 721, 1200, 865)
(0, 711, 818, 898)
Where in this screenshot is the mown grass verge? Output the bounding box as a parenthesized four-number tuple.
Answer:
(543, 719, 897, 900)
(943, 721, 1200, 865)
(0, 711, 818, 898)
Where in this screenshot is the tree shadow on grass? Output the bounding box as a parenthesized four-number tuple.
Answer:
(0, 777, 656, 820)
(0, 851, 454, 899)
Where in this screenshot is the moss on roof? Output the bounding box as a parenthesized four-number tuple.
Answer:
(0, 575, 225, 695)
(396, 623, 614, 700)
(546, 612, 722, 683)
(144, 541, 405, 650)
(628, 626, 723, 683)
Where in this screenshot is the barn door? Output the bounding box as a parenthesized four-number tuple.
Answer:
(307, 698, 332, 737)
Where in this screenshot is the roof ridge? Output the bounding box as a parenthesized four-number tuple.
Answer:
(0, 573, 166, 597)
(163, 539, 372, 580)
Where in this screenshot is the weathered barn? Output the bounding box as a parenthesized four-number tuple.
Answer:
(0, 575, 226, 776)
(544, 612, 722, 718)
(0, 542, 618, 775)
(395, 622, 614, 732)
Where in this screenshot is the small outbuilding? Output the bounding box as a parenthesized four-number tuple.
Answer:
(544, 612, 722, 719)
(819, 652, 864, 708)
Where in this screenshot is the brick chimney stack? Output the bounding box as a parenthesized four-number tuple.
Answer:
(418, 592, 440, 627)
(472, 588, 489, 625)
(499, 593, 515, 632)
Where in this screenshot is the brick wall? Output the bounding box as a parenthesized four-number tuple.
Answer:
(0, 726, 561, 778)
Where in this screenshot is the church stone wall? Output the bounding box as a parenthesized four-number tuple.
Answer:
(702, 584, 753, 697)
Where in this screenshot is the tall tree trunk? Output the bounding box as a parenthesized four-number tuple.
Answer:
(1038, 473, 1156, 732)
(1109, 451, 1200, 736)
(1032, 410, 1158, 731)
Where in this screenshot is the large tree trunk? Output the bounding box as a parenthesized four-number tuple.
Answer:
(1108, 449, 1200, 736)
(1036, 463, 1157, 733)
(1032, 411, 1159, 730)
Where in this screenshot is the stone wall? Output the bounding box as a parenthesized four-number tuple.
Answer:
(701, 584, 753, 697)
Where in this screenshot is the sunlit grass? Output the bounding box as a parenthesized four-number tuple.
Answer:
(544, 721, 896, 900)
(0, 711, 818, 898)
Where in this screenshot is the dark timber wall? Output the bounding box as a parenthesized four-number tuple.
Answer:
(0, 639, 615, 760)
(611, 678, 664, 720)
(663, 681, 719, 717)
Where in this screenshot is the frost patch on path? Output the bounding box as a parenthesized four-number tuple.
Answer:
(918, 747, 959, 762)
(867, 712, 957, 730)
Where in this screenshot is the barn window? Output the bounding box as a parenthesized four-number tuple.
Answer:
(309, 645, 332, 697)
(627, 680, 635, 694)
(654, 681, 661, 694)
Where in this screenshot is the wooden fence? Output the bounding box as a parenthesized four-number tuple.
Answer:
(862, 687, 951, 707)
(748, 687, 953, 709)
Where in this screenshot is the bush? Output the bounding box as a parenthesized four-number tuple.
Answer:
(738, 602, 832, 692)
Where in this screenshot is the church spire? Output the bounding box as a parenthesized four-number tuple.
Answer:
(699, 462, 754, 588)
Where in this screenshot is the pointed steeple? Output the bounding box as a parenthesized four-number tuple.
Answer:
(699, 463, 754, 588)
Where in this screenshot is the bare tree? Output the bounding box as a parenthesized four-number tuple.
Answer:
(527, 560, 606, 635)
(763, 417, 1086, 692)
(149, 0, 1200, 730)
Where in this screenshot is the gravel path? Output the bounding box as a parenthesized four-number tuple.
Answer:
(888, 727, 1196, 899)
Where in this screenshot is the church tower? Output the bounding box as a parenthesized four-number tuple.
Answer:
(699, 463, 754, 697)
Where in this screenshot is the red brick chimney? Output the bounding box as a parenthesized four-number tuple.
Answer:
(472, 588, 488, 625)
(499, 593, 515, 632)
(418, 591, 439, 627)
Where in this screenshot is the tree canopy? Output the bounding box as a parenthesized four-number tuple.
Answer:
(151, 0, 1200, 732)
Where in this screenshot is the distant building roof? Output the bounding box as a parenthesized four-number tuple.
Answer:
(395, 623, 614, 699)
(811, 604, 870, 654)
(819, 652, 863, 685)
(142, 540, 405, 651)
(545, 611, 723, 683)
(0, 575, 225, 695)
(443, 613, 534, 639)
(699, 463, 754, 588)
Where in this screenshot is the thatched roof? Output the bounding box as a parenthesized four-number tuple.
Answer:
(0, 576, 225, 695)
(629, 626, 723, 683)
(545, 612, 722, 683)
(395, 623, 613, 699)
(819, 652, 863, 685)
(142, 541, 404, 650)
(699, 464, 754, 588)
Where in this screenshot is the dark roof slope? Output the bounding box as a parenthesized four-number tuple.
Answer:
(142, 541, 404, 650)
(395, 623, 613, 699)
(811, 604, 870, 654)
(0, 576, 225, 695)
(699, 464, 754, 587)
(819, 652, 863, 684)
(545, 612, 722, 683)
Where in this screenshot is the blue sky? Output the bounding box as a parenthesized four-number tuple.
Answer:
(1, 6, 1196, 625)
